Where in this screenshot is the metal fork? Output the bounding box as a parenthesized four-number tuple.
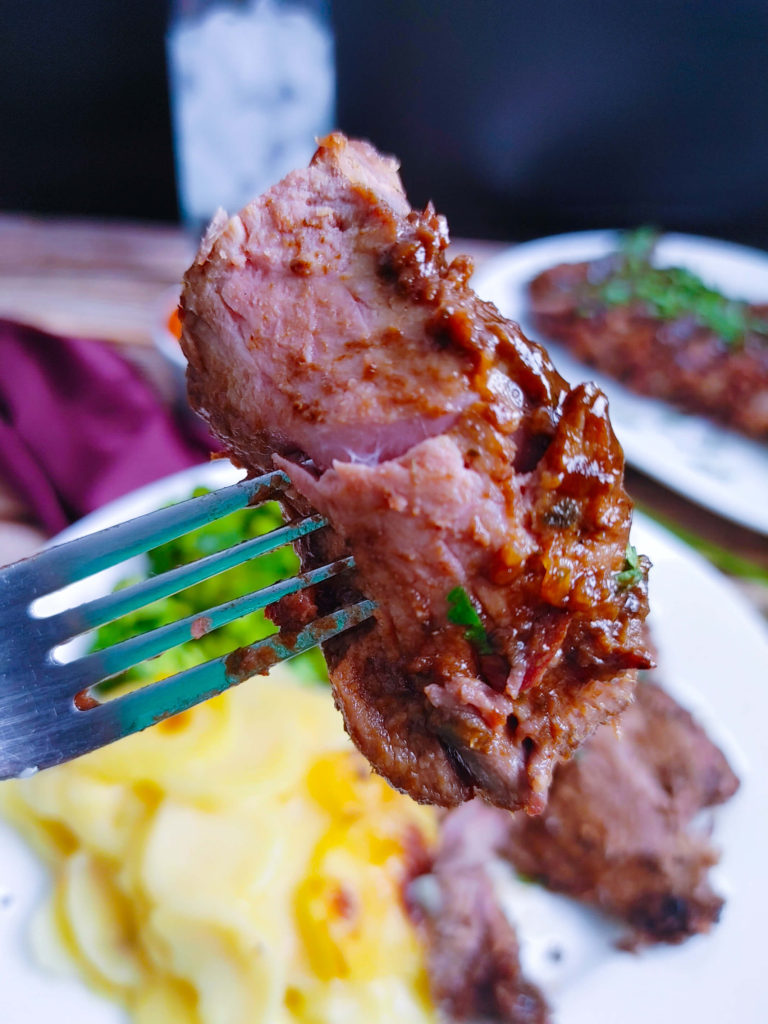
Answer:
(0, 468, 375, 781)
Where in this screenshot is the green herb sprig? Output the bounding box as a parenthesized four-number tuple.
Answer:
(591, 229, 768, 346)
(446, 586, 493, 654)
(615, 544, 644, 588)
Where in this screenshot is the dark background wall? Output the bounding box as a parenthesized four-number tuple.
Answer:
(0, 1, 176, 220)
(2, 0, 767, 245)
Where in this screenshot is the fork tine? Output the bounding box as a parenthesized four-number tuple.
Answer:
(8, 469, 291, 601)
(64, 556, 356, 689)
(42, 513, 326, 644)
(92, 599, 377, 738)
(0, 600, 376, 778)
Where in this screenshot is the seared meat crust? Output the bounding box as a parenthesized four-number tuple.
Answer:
(408, 803, 550, 1023)
(501, 679, 739, 947)
(529, 260, 768, 442)
(181, 133, 652, 812)
(408, 678, 738, 1021)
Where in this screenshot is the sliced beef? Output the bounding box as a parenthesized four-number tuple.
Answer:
(408, 802, 550, 1024)
(528, 253, 768, 442)
(180, 132, 652, 813)
(501, 678, 740, 947)
(405, 677, 737, 1022)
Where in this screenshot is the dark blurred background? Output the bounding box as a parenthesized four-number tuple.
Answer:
(1, 0, 767, 244)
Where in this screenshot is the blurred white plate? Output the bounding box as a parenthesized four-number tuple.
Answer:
(1, 461, 766, 1023)
(473, 231, 768, 535)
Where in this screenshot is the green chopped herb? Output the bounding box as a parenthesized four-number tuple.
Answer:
(586, 228, 768, 347)
(600, 278, 633, 306)
(92, 489, 328, 689)
(620, 225, 658, 272)
(446, 586, 493, 655)
(615, 544, 644, 588)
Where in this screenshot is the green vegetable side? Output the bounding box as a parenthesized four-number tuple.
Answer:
(92, 487, 328, 688)
(587, 228, 768, 346)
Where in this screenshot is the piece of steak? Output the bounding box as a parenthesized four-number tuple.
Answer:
(501, 678, 739, 947)
(527, 242, 768, 442)
(407, 802, 550, 1023)
(180, 132, 653, 813)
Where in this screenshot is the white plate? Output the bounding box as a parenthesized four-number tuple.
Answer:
(1, 462, 767, 1023)
(473, 231, 768, 535)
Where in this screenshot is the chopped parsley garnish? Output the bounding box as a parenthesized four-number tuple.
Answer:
(587, 228, 768, 346)
(446, 586, 493, 654)
(615, 544, 644, 588)
(620, 224, 658, 272)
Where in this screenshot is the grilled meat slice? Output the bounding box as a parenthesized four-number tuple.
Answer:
(528, 251, 768, 442)
(501, 679, 739, 947)
(181, 132, 652, 813)
(408, 802, 550, 1024)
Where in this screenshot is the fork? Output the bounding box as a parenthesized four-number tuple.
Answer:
(0, 468, 375, 781)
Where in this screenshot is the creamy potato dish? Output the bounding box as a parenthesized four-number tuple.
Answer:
(1, 669, 438, 1024)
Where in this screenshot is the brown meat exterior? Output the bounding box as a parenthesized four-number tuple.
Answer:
(409, 676, 737, 1020)
(501, 678, 739, 947)
(528, 259, 768, 442)
(181, 133, 652, 813)
(408, 802, 550, 1024)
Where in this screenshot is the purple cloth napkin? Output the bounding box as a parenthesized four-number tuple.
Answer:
(0, 320, 213, 534)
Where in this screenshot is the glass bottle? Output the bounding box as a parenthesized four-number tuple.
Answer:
(167, 0, 335, 233)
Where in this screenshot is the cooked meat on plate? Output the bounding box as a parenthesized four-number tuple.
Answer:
(180, 133, 652, 813)
(528, 230, 768, 442)
(500, 677, 739, 947)
(409, 673, 738, 1020)
(427, 675, 738, 974)
(409, 803, 550, 1023)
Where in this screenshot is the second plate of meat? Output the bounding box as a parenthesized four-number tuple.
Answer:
(473, 231, 768, 535)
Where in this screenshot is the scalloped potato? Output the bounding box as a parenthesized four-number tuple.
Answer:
(0, 669, 439, 1024)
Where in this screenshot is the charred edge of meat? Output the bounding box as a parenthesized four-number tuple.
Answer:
(621, 891, 724, 949)
(500, 679, 739, 948)
(407, 864, 551, 1022)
